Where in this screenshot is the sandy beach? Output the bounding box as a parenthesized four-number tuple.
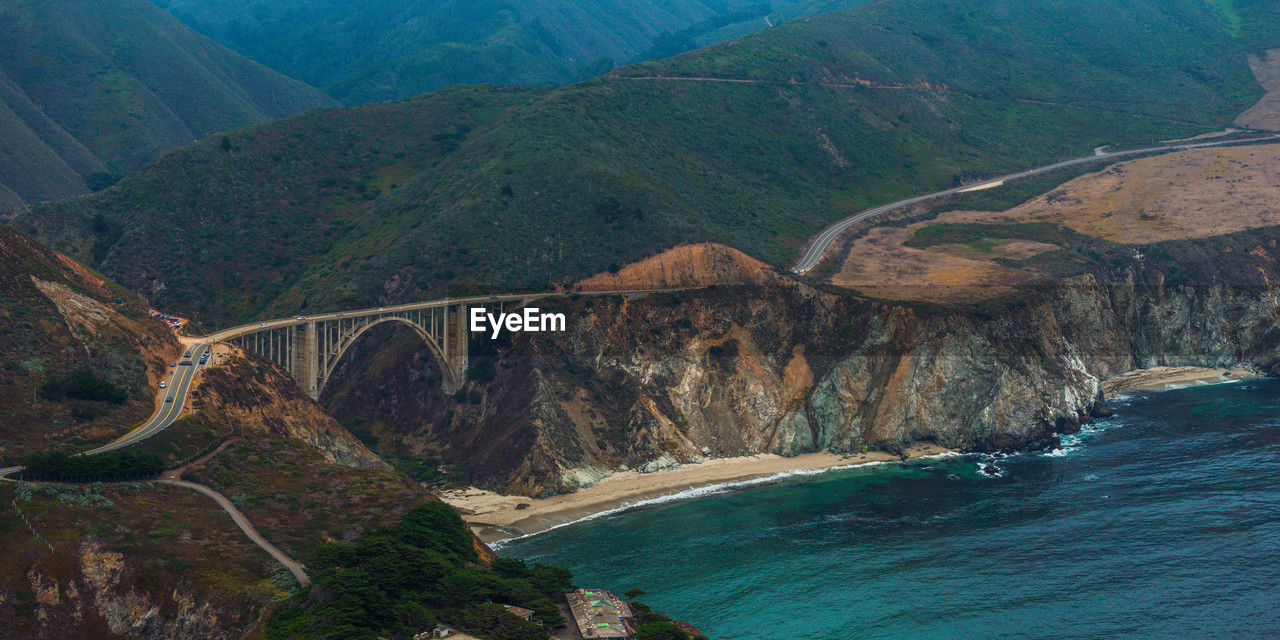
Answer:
(442, 442, 954, 544)
(1102, 365, 1263, 396)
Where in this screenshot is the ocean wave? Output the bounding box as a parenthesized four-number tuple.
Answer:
(1159, 376, 1244, 391)
(977, 461, 1005, 478)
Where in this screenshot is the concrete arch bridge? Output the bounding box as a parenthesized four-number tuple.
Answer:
(207, 290, 678, 399)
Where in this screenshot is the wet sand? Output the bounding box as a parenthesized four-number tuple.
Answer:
(442, 443, 955, 544)
(1102, 365, 1262, 396)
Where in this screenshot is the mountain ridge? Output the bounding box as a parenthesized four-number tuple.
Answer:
(152, 0, 842, 104)
(20, 0, 1276, 328)
(0, 0, 335, 210)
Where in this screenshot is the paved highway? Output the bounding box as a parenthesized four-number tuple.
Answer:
(87, 343, 211, 454)
(0, 344, 211, 477)
(790, 132, 1280, 274)
(0, 286, 692, 479)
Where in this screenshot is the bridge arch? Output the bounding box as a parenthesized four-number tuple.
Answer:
(318, 315, 458, 396)
(224, 302, 473, 399)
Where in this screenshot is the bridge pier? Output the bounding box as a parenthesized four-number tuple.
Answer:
(444, 305, 469, 394)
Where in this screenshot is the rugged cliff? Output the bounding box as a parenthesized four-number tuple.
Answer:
(191, 349, 386, 469)
(324, 231, 1280, 497)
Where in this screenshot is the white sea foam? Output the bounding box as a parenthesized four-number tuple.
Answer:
(490, 452, 962, 549)
(976, 462, 1005, 478)
(1158, 375, 1246, 392)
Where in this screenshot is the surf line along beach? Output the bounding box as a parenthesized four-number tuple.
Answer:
(443, 366, 1265, 545)
(440, 443, 955, 545)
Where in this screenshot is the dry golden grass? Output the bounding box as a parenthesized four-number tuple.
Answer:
(829, 226, 1043, 303)
(826, 142, 1280, 303)
(1237, 50, 1280, 131)
(943, 144, 1280, 244)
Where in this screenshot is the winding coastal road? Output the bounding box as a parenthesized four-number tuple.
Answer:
(3, 286, 693, 478)
(790, 132, 1280, 274)
(0, 287, 693, 582)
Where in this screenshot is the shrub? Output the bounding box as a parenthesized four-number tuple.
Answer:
(265, 503, 575, 639)
(635, 621, 692, 640)
(85, 172, 119, 191)
(39, 367, 128, 403)
(20, 450, 164, 482)
(468, 359, 497, 383)
(454, 603, 546, 640)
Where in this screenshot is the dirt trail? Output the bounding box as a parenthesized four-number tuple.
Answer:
(160, 478, 311, 587)
(160, 438, 310, 587)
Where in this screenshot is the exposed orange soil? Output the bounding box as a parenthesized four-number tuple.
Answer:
(576, 242, 774, 290)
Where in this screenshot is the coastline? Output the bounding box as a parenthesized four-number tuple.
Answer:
(442, 443, 954, 545)
(1101, 365, 1262, 396)
(445, 367, 1266, 546)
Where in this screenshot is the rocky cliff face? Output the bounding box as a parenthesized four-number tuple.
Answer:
(324, 234, 1280, 497)
(193, 350, 387, 469)
(7, 537, 259, 640)
(0, 481, 284, 640)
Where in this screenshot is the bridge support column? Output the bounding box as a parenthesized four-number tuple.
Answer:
(442, 303, 469, 395)
(307, 321, 320, 399)
(290, 323, 317, 399)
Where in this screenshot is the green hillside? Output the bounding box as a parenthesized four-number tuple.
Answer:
(21, 0, 1274, 325)
(152, 0, 831, 104)
(0, 223, 176, 463)
(0, 0, 334, 210)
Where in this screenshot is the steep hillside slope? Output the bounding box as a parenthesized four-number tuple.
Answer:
(0, 227, 689, 639)
(0, 481, 283, 640)
(0, 223, 177, 464)
(154, 0, 829, 104)
(24, 0, 1271, 327)
(22, 86, 540, 321)
(0, 0, 335, 210)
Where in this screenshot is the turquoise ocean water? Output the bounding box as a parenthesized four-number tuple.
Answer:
(502, 379, 1280, 639)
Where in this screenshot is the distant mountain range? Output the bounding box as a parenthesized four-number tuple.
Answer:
(0, 0, 335, 211)
(150, 0, 850, 104)
(21, 0, 1273, 327)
